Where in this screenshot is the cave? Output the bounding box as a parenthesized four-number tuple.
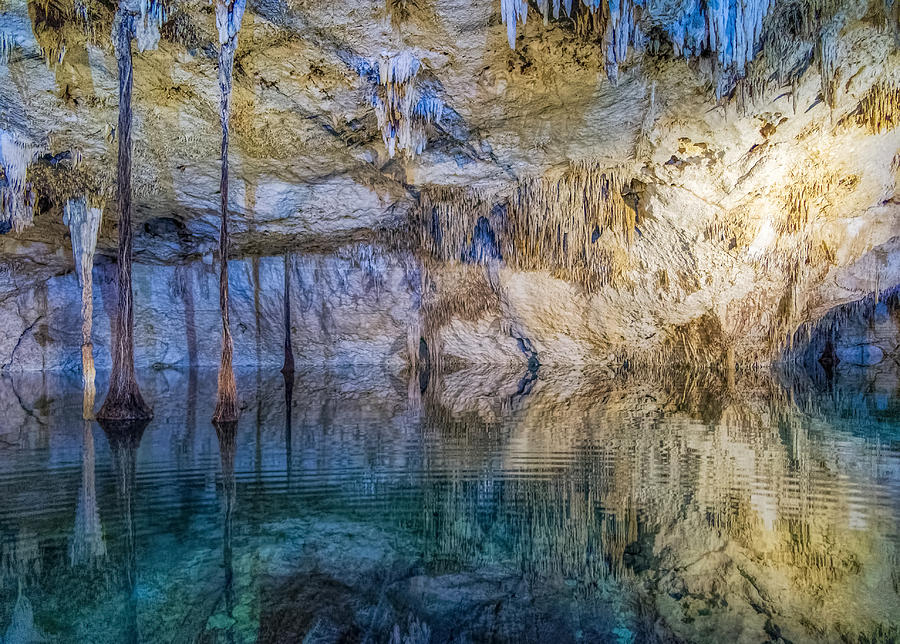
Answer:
(0, 0, 899, 641)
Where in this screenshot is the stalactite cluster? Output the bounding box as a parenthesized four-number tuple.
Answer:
(499, 0, 776, 86)
(507, 162, 635, 289)
(780, 166, 837, 235)
(369, 52, 444, 158)
(134, 0, 165, 51)
(730, 0, 844, 111)
(28, 0, 72, 66)
(418, 162, 637, 292)
(663, 312, 728, 369)
(419, 186, 492, 262)
(844, 82, 900, 134)
(0, 130, 36, 232)
(419, 261, 502, 370)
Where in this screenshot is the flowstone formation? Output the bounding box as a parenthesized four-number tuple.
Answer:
(0, 0, 896, 379)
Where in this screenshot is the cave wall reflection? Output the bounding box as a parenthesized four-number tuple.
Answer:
(0, 365, 897, 641)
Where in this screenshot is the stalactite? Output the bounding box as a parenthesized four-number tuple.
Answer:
(29, 0, 70, 67)
(0, 29, 16, 63)
(0, 130, 36, 232)
(64, 196, 103, 419)
(843, 82, 900, 134)
(134, 0, 165, 51)
(98, 4, 152, 422)
(418, 161, 637, 292)
(500, 0, 528, 48)
(368, 52, 444, 159)
(497, 0, 775, 85)
(816, 26, 838, 108)
(212, 0, 245, 424)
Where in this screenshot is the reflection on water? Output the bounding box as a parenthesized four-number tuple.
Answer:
(0, 367, 898, 643)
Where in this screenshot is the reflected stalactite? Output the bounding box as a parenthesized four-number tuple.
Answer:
(3, 585, 44, 644)
(405, 368, 900, 629)
(282, 253, 295, 377)
(99, 417, 149, 644)
(70, 418, 106, 569)
(283, 369, 293, 485)
(0, 368, 897, 642)
(213, 420, 237, 644)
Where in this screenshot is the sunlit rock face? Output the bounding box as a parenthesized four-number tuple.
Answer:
(0, 0, 898, 370)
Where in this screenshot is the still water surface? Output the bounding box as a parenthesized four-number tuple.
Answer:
(0, 367, 898, 643)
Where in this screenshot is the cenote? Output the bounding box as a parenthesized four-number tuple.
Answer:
(3, 0, 900, 641)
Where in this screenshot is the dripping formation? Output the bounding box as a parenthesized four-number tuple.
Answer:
(212, 0, 246, 423)
(97, 0, 158, 421)
(0, 0, 894, 384)
(63, 196, 103, 419)
(0, 130, 36, 233)
(368, 52, 444, 158)
(843, 82, 900, 133)
(497, 0, 776, 86)
(417, 161, 638, 292)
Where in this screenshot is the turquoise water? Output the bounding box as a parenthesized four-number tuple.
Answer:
(0, 368, 898, 643)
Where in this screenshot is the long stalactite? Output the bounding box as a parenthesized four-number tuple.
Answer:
(64, 196, 103, 419)
(212, 0, 246, 423)
(98, 4, 151, 422)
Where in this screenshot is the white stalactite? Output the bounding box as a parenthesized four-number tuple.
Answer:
(216, 0, 246, 45)
(134, 0, 165, 51)
(500, 0, 528, 48)
(0, 130, 35, 232)
(370, 52, 444, 159)
(64, 196, 103, 417)
(497, 0, 776, 85)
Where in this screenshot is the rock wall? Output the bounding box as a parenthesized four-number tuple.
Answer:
(0, 244, 419, 372)
(0, 0, 898, 373)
